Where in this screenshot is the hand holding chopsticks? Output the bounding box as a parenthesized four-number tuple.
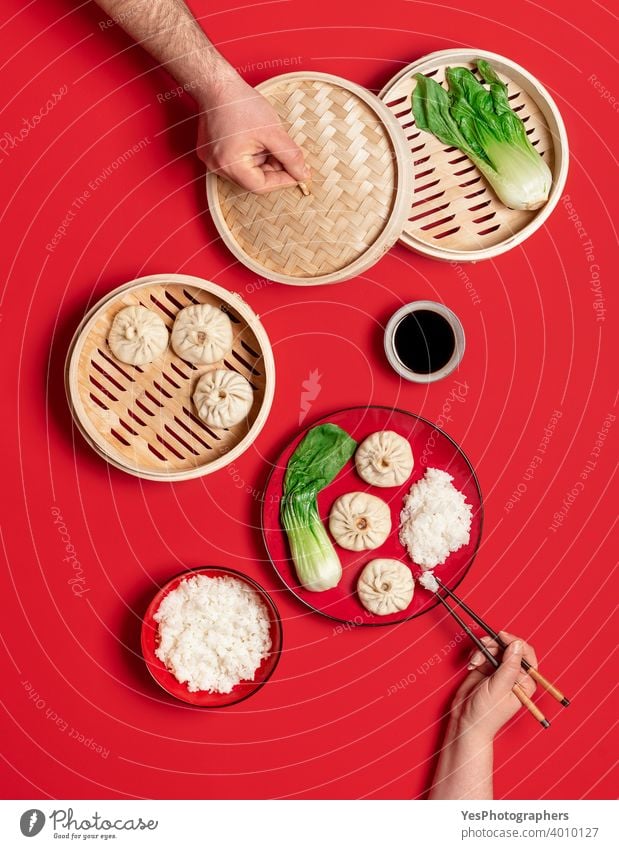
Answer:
(432, 577, 569, 729)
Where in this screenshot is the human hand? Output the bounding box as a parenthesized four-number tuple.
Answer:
(450, 632, 538, 741)
(196, 73, 309, 193)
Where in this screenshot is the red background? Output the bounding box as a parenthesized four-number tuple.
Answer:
(0, 0, 617, 800)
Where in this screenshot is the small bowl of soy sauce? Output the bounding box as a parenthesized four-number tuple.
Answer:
(384, 300, 465, 383)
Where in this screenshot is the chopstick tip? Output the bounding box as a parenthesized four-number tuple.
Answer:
(561, 697, 570, 707)
(541, 719, 551, 729)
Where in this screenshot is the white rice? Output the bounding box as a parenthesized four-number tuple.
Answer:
(154, 574, 272, 693)
(418, 570, 439, 593)
(399, 468, 472, 569)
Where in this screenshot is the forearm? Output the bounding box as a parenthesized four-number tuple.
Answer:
(94, 0, 240, 105)
(428, 721, 494, 800)
(96, 0, 308, 190)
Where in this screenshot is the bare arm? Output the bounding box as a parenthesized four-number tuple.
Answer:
(94, 0, 309, 192)
(429, 635, 537, 800)
(95, 0, 231, 96)
(428, 720, 494, 800)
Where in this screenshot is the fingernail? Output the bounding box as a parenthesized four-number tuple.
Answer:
(468, 651, 483, 668)
(512, 640, 523, 653)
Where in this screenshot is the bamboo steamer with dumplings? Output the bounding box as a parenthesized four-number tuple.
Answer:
(65, 274, 275, 481)
(207, 71, 414, 286)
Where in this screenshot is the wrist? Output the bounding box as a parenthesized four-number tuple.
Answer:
(194, 52, 245, 110)
(429, 716, 495, 800)
(446, 714, 495, 748)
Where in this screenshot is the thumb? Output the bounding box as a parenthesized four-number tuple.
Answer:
(488, 639, 523, 697)
(265, 128, 310, 182)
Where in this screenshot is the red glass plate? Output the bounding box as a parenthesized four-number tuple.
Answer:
(141, 566, 283, 706)
(262, 406, 483, 625)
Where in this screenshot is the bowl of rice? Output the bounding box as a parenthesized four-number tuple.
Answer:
(141, 567, 283, 707)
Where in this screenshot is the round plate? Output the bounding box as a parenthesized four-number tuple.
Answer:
(65, 274, 275, 481)
(141, 567, 283, 707)
(206, 72, 413, 286)
(262, 406, 483, 625)
(379, 49, 569, 262)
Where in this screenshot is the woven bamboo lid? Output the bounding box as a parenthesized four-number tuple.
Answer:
(65, 274, 275, 481)
(379, 50, 569, 262)
(206, 72, 414, 286)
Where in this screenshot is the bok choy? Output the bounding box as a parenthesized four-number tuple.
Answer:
(281, 423, 356, 592)
(412, 59, 552, 210)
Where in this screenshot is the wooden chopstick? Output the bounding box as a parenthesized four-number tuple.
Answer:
(434, 593, 550, 729)
(435, 578, 570, 707)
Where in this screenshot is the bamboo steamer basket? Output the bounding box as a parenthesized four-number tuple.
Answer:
(379, 49, 569, 262)
(206, 71, 414, 286)
(65, 274, 275, 481)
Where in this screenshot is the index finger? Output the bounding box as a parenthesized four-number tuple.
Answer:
(222, 160, 297, 194)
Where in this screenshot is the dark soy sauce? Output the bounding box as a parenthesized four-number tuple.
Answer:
(394, 309, 456, 374)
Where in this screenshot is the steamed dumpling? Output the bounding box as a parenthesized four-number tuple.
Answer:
(357, 559, 414, 615)
(329, 492, 391, 551)
(355, 431, 413, 487)
(107, 305, 168, 365)
(171, 303, 233, 364)
(193, 369, 253, 428)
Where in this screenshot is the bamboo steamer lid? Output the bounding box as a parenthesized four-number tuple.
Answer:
(206, 72, 414, 286)
(65, 274, 275, 481)
(379, 49, 569, 262)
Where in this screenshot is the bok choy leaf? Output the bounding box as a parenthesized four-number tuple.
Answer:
(281, 423, 356, 592)
(412, 59, 552, 210)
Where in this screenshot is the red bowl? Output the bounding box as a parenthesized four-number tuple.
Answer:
(141, 567, 283, 707)
(262, 406, 483, 625)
